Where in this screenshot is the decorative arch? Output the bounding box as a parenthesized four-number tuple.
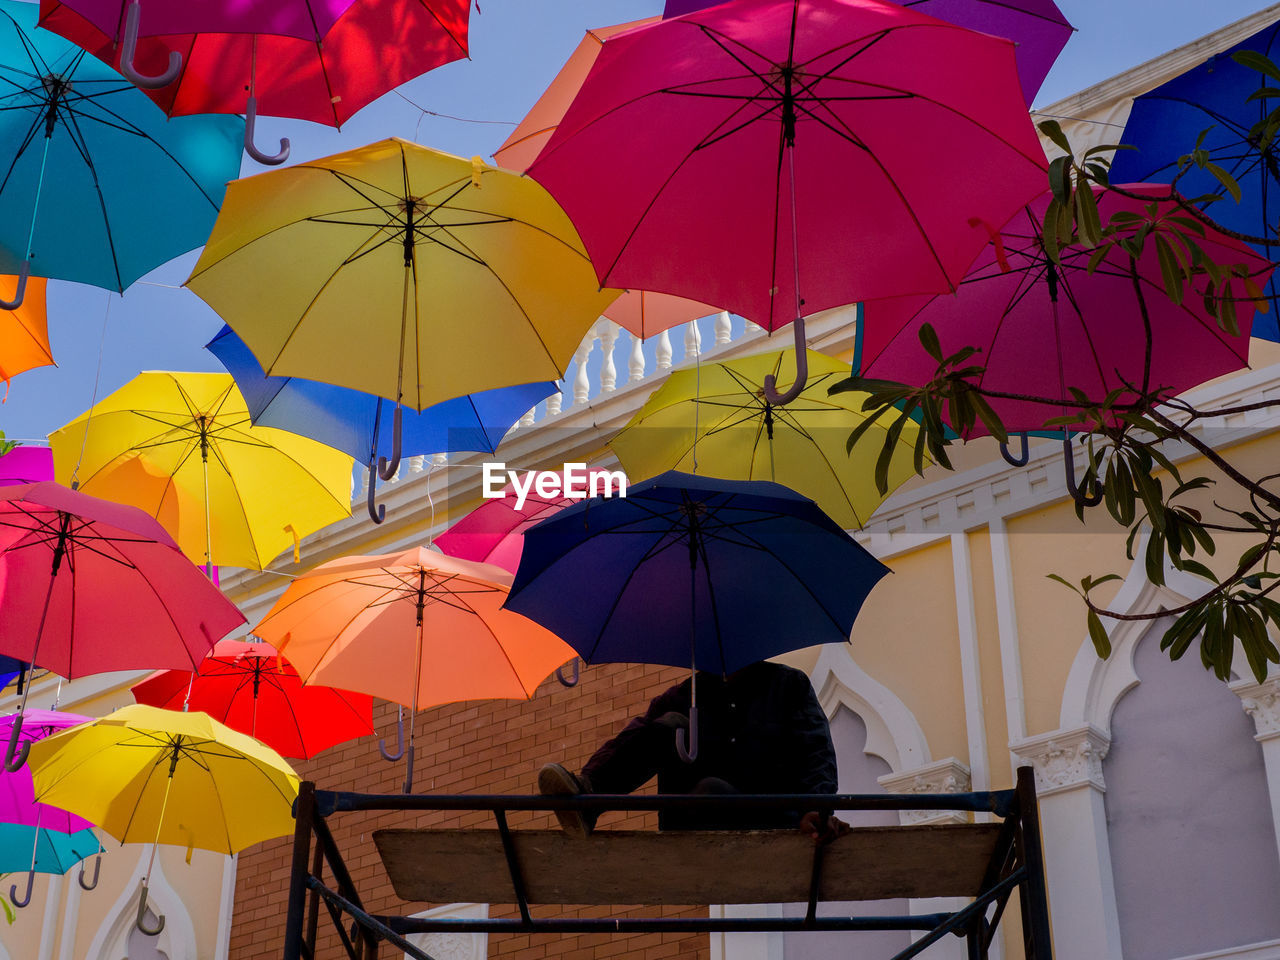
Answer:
(82, 850, 196, 960)
(809, 643, 930, 774)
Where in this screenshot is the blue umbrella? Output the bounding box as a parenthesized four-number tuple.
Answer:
(1111, 20, 1280, 340)
(206, 325, 556, 523)
(505, 472, 889, 760)
(0, 0, 243, 306)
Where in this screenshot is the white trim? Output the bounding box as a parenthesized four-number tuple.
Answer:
(401, 902, 488, 960)
(214, 853, 238, 960)
(82, 851, 197, 960)
(951, 534, 989, 793)
(809, 644, 930, 773)
(877, 758, 972, 826)
(709, 903, 782, 960)
(1168, 935, 1280, 960)
(989, 516, 1026, 776)
(56, 870, 80, 960)
(37, 874, 62, 960)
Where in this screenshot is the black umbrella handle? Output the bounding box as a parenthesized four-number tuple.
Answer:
(120, 0, 182, 89)
(3, 716, 29, 772)
(675, 704, 699, 763)
(244, 95, 290, 166)
(78, 853, 101, 891)
(9, 868, 33, 908)
(555, 658, 580, 687)
(366, 460, 386, 525)
(0, 260, 29, 311)
(762, 317, 809, 406)
(1000, 432, 1030, 467)
(377, 406, 404, 481)
(136, 883, 166, 936)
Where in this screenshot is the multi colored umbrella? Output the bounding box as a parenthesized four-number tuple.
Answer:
(186, 139, 618, 519)
(0, 710, 97, 907)
(1110, 19, 1280, 340)
(49, 372, 354, 571)
(0, 483, 244, 767)
(661, 0, 1073, 104)
(527, 0, 1048, 404)
(29, 704, 300, 936)
(858, 184, 1273, 435)
(254, 547, 577, 791)
(0, 276, 52, 390)
(0, 0, 243, 305)
(206, 324, 555, 522)
(131, 638, 376, 761)
(38, 0, 469, 164)
(505, 472, 889, 760)
(609, 349, 923, 529)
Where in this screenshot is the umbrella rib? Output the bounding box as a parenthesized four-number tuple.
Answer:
(693, 531, 730, 675)
(577, 531, 688, 664)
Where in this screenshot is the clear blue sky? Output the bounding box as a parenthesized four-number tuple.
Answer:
(0, 0, 1274, 442)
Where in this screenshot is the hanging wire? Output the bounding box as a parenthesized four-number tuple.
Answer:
(69, 294, 113, 489)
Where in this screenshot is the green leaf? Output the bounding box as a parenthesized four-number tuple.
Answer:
(1075, 179, 1103, 247)
(846, 403, 893, 455)
(1038, 119, 1073, 154)
(1087, 609, 1111, 659)
(1046, 573, 1082, 596)
(1177, 558, 1218, 582)
(1153, 234, 1186, 306)
(1233, 49, 1280, 82)
(1203, 162, 1243, 203)
(1146, 530, 1166, 586)
(918, 322, 943, 363)
(1048, 155, 1072, 205)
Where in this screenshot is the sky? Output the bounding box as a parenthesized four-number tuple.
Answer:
(0, 0, 1276, 443)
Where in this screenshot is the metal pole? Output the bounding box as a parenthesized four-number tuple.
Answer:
(1015, 766, 1055, 959)
(283, 781, 316, 960)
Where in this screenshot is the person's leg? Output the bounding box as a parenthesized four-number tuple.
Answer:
(661, 775, 737, 831)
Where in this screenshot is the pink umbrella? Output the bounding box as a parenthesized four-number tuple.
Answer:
(0, 483, 245, 769)
(0, 447, 52, 486)
(0, 710, 100, 905)
(38, 0, 469, 164)
(858, 184, 1274, 497)
(527, 0, 1047, 404)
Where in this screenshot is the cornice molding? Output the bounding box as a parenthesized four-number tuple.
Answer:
(877, 757, 972, 825)
(1010, 724, 1112, 797)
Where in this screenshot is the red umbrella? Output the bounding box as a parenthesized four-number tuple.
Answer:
(527, 0, 1047, 404)
(131, 639, 375, 760)
(0, 482, 244, 768)
(859, 184, 1274, 433)
(38, 0, 469, 164)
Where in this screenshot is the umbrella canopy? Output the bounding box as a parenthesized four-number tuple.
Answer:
(0, 446, 52, 486)
(0, 824, 98, 875)
(610, 349, 922, 529)
(858, 184, 1274, 434)
(28, 704, 299, 853)
(435, 468, 622, 573)
(662, 0, 1072, 104)
(527, 0, 1048, 337)
(187, 139, 618, 412)
(206, 324, 555, 464)
(253, 546, 576, 789)
(1110, 20, 1280, 340)
(0, 482, 243, 680)
(131, 639, 375, 761)
(0, 276, 51, 388)
(0, 0, 243, 297)
(506, 471, 890, 674)
(49, 372, 354, 571)
(0, 711, 92, 832)
(39, 0, 469, 163)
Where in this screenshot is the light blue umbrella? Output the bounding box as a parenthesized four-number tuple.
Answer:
(0, 0, 244, 306)
(0, 824, 101, 907)
(206, 325, 557, 523)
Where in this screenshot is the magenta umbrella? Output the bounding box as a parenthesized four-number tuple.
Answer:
(662, 0, 1072, 105)
(858, 183, 1274, 496)
(0, 710, 100, 906)
(0, 483, 245, 769)
(528, 0, 1047, 405)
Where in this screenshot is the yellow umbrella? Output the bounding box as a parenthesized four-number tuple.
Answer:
(28, 704, 299, 937)
(49, 372, 353, 571)
(185, 138, 619, 517)
(609, 349, 924, 530)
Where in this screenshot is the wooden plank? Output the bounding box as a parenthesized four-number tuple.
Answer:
(375, 823, 1002, 905)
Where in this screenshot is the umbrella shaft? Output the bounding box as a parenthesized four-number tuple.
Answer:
(25, 134, 52, 259)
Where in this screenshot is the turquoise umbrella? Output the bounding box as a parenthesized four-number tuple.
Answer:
(0, 0, 243, 307)
(0, 824, 101, 906)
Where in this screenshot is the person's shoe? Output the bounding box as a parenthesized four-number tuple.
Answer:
(538, 763, 595, 838)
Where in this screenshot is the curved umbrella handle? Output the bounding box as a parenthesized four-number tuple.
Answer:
(675, 704, 699, 763)
(999, 432, 1030, 467)
(378, 713, 405, 761)
(136, 884, 165, 936)
(4, 715, 29, 772)
(0, 261, 30, 311)
(366, 460, 385, 525)
(402, 743, 415, 795)
(120, 0, 182, 89)
(377, 406, 404, 482)
(1063, 432, 1103, 507)
(243, 95, 290, 166)
(555, 658, 580, 688)
(9, 869, 33, 908)
(761, 317, 809, 406)
(78, 853, 101, 891)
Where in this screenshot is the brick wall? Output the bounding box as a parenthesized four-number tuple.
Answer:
(230, 661, 710, 960)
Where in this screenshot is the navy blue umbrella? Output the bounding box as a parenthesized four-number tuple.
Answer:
(1111, 20, 1280, 340)
(505, 472, 889, 760)
(207, 326, 556, 522)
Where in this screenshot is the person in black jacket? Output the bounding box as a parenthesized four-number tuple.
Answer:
(538, 661, 849, 840)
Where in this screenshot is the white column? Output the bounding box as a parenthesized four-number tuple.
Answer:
(572, 332, 595, 406)
(546, 390, 563, 417)
(519, 406, 536, 429)
(56, 871, 80, 960)
(1010, 725, 1121, 960)
(950, 533, 989, 793)
(215, 854, 238, 960)
(714, 310, 733, 346)
(1231, 676, 1280, 869)
(599, 320, 620, 393)
(989, 516, 1027, 768)
(656, 328, 673, 372)
(709, 903, 782, 960)
(629, 331, 646, 383)
(684, 317, 703, 359)
(37, 875, 63, 960)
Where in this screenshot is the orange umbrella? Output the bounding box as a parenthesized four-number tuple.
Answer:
(254, 547, 575, 791)
(494, 17, 721, 340)
(0, 275, 51, 391)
